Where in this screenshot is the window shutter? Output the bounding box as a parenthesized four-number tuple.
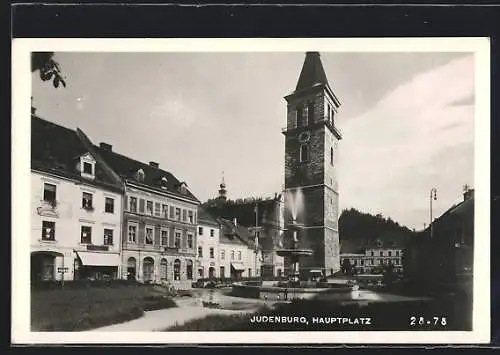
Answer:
(138, 223, 145, 244)
(169, 227, 175, 247)
(169, 206, 174, 219)
(154, 225, 161, 245)
(139, 199, 145, 213)
(182, 209, 187, 221)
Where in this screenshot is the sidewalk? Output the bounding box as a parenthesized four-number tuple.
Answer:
(90, 301, 255, 332)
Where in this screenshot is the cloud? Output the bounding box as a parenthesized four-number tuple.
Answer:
(338, 54, 474, 229)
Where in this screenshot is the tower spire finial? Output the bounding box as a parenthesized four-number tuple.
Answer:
(218, 171, 227, 200)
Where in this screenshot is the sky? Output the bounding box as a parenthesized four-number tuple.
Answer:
(31, 51, 475, 230)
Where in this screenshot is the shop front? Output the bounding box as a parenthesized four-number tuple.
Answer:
(74, 251, 121, 280)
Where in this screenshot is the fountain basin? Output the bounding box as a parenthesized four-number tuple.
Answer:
(276, 248, 314, 258)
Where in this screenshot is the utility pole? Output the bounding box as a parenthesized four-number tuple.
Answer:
(254, 202, 258, 280)
(429, 188, 437, 239)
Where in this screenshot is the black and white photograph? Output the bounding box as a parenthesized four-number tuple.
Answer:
(12, 38, 490, 344)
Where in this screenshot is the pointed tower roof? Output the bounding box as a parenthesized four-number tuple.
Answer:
(295, 52, 330, 92)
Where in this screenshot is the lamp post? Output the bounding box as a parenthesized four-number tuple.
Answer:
(429, 188, 437, 240)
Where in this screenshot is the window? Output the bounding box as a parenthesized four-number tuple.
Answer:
(186, 260, 193, 280)
(146, 201, 153, 215)
(43, 183, 57, 204)
(139, 199, 145, 213)
(41, 221, 55, 241)
(174, 259, 181, 280)
(210, 229, 214, 237)
(360, 260, 364, 266)
(155, 202, 161, 216)
(198, 227, 203, 235)
(162, 204, 168, 218)
(187, 233, 194, 249)
(182, 209, 187, 221)
(136, 169, 145, 182)
(330, 147, 334, 165)
(104, 197, 114, 213)
(221, 250, 225, 260)
(81, 226, 92, 244)
(231, 250, 235, 260)
(128, 224, 137, 243)
(220, 266, 225, 278)
(299, 144, 309, 162)
(129, 197, 137, 213)
(248, 268, 252, 277)
(370, 251, 374, 256)
(331, 108, 335, 126)
(198, 246, 203, 258)
(210, 247, 214, 259)
(175, 232, 181, 248)
(145, 227, 154, 245)
(307, 101, 314, 125)
(175, 208, 181, 221)
(379, 251, 384, 256)
(238, 251, 242, 261)
(188, 210, 194, 224)
(83, 162, 93, 175)
(296, 107, 303, 127)
(353, 259, 357, 266)
(169, 206, 175, 219)
(395, 259, 399, 265)
(388, 251, 392, 257)
(396, 251, 400, 257)
(104, 229, 113, 245)
(160, 259, 167, 280)
(82, 192, 93, 210)
(161, 230, 168, 246)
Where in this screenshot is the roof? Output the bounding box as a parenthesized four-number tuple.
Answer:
(31, 115, 122, 192)
(295, 52, 330, 92)
(202, 196, 281, 228)
(94, 144, 199, 203)
(423, 194, 474, 234)
(218, 218, 258, 249)
(198, 207, 219, 227)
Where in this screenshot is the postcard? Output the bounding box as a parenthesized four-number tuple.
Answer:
(11, 37, 490, 344)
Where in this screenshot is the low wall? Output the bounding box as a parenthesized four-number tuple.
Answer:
(231, 281, 354, 299)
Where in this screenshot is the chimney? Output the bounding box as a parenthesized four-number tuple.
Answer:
(99, 142, 112, 151)
(233, 217, 238, 227)
(463, 188, 474, 201)
(149, 161, 159, 168)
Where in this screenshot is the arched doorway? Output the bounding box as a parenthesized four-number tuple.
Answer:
(127, 257, 137, 280)
(160, 258, 168, 281)
(143, 257, 154, 283)
(173, 259, 181, 280)
(186, 259, 193, 280)
(208, 267, 215, 279)
(31, 251, 61, 282)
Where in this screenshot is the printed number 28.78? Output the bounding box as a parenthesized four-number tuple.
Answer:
(409, 316, 447, 326)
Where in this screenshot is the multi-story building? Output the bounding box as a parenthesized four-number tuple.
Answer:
(95, 144, 200, 289)
(340, 241, 404, 275)
(197, 207, 220, 279)
(31, 114, 124, 282)
(203, 179, 285, 277)
(405, 187, 474, 285)
(218, 218, 262, 280)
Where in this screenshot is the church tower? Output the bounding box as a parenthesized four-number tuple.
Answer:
(282, 52, 342, 276)
(218, 171, 227, 201)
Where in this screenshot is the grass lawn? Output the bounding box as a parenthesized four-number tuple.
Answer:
(167, 295, 472, 331)
(31, 284, 177, 331)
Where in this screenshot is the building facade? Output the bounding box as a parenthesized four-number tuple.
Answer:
(340, 245, 404, 275)
(218, 218, 262, 280)
(197, 208, 220, 279)
(282, 51, 342, 278)
(31, 115, 124, 282)
(96, 144, 200, 289)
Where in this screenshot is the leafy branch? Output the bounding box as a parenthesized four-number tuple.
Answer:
(31, 52, 66, 88)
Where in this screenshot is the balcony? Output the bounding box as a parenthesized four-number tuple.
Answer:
(86, 244, 109, 251)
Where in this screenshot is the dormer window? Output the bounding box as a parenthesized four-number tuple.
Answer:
(79, 153, 96, 180)
(179, 182, 187, 194)
(135, 168, 145, 182)
(160, 176, 168, 189)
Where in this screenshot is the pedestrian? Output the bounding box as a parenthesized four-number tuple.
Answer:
(284, 288, 288, 300)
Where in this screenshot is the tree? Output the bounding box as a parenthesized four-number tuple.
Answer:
(341, 259, 353, 275)
(31, 52, 66, 88)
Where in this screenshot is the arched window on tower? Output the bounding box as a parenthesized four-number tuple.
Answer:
(296, 107, 303, 128)
(299, 144, 309, 163)
(330, 147, 334, 165)
(307, 101, 315, 125)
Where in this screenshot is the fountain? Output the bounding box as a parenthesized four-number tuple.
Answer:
(231, 188, 358, 301)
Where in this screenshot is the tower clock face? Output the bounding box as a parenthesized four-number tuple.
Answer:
(298, 131, 311, 143)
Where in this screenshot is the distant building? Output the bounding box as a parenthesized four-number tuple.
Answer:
(203, 184, 285, 277)
(218, 218, 263, 280)
(197, 207, 220, 279)
(96, 145, 200, 289)
(340, 239, 404, 274)
(405, 187, 474, 284)
(31, 115, 124, 282)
